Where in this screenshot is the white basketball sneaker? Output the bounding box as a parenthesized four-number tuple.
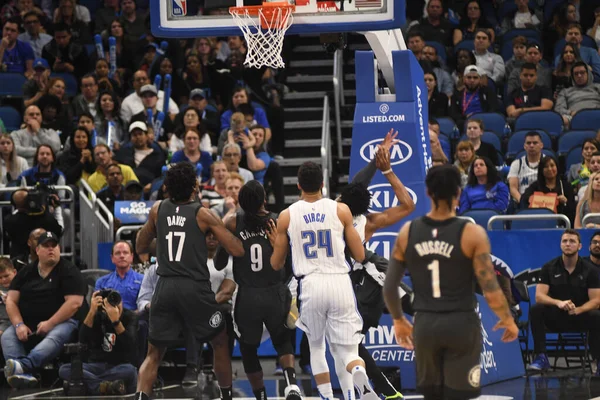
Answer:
(351, 366, 379, 400)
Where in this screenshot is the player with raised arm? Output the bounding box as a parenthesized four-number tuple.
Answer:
(383, 165, 518, 400)
(270, 162, 378, 400)
(133, 162, 244, 400)
(215, 180, 302, 400)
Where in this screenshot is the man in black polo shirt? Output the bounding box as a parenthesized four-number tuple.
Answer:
(506, 62, 554, 121)
(584, 231, 600, 269)
(528, 229, 600, 372)
(1, 232, 85, 389)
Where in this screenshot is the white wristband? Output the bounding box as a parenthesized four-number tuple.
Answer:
(382, 168, 393, 175)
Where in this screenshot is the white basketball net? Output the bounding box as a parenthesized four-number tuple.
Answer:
(230, 5, 294, 69)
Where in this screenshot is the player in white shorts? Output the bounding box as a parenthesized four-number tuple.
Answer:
(271, 161, 379, 400)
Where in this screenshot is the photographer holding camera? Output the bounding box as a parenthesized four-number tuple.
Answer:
(59, 289, 138, 396)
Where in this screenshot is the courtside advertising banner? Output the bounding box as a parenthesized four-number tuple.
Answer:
(350, 50, 432, 259)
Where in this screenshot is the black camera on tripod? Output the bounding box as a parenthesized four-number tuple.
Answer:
(63, 343, 88, 396)
(26, 182, 60, 212)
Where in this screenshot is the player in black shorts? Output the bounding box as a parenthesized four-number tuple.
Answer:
(383, 165, 518, 400)
(216, 180, 302, 400)
(134, 162, 245, 400)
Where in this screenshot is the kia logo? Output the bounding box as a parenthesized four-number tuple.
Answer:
(367, 183, 418, 213)
(359, 139, 412, 165)
(366, 231, 398, 260)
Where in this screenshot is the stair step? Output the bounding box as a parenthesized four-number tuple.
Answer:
(277, 157, 322, 167)
(293, 45, 327, 53)
(285, 139, 322, 148)
(289, 59, 333, 68)
(287, 75, 333, 83)
(285, 91, 328, 100)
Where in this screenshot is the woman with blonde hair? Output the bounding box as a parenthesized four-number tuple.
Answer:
(454, 140, 476, 188)
(575, 171, 600, 228)
(0, 134, 27, 187)
(201, 160, 229, 210)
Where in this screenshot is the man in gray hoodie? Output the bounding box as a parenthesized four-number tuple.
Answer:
(10, 105, 61, 166)
(554, 61, 600, 126)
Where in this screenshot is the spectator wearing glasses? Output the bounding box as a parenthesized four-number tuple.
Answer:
(554, 23, 600, 83)
(0, 17, 34, 78)
(120, 70, 179, 125)
(221, 143, 254, 184)
(583, 231, 600, 269)
(96, 164, 124, 212)
(72, 74, 99, 119)
(554, 61, 600, 126)
(18, 11, 51, 59)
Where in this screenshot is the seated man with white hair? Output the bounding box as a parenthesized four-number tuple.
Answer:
(221, 143, 254, 184)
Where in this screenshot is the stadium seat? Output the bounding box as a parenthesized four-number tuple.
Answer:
(461, 209, 501, 229)
(469, 112, 506, 137)
(565, 145, 583, 172)
(460, 131, 502, 153)
(506, 130, 552, 158)
(514, 111, 564, 138)
(558, 130, 597, 155)
(426, 41, 447, 63)
(436, 117, 457, 139)
(511, 208, 565, 230)
(544, 0, 564, 24)
(0, 73, 27, 98)
(85, 44, 95, 57)
(455, 40, 474, 53)
(497, 0, 538, 20)
(0, 106, 21, 132)
(78, 0, 100, 18)
(50, 73, 78, 97)
(570, 109, 600, 131)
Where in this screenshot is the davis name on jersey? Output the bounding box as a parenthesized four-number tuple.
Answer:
(167, 215, 186, 227)
(414, 240, 454, 258)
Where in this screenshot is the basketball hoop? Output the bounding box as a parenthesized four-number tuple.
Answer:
(229, 2, 295, 69)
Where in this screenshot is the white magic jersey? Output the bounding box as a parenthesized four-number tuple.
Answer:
(353, 214, 368, 243)
(288, 198, 348, 276)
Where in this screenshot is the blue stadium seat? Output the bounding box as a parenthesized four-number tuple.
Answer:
(0, 73, 27, 97)
(461, 209, 501, 229)
(50, 73, 78, 97)
(0, 106, 21, 132)
(511, 208, 564, 230)
(514, 111, 564, 138)
(558, 130, 597, 155)
(455, 40, 474, 53)
(506, 130, 552, 158)
(469, 112, 506, 136)
(502, 29, 541, 46)
(426, 41, 447, 63)
(566, 145, 583, 172)
(85, 44, 95, 56)
(460, 131, 502, 153)
(435, 117, 457, 139)
(544, 0, 564, 24)
(570, 109, 600, 131)
(78, 0, 100, 18)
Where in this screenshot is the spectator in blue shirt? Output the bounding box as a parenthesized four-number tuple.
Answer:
(170, 129, 213, 182)
(554, 23, 600, 83)
(239, 124, 271, 185)
(458, 156, 510, 214)
(220, 87, 271, 142)
(95, 241, 143, 311)
(0, 17, 34, 77)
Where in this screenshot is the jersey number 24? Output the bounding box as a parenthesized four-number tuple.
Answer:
(301, 229, 333, 259)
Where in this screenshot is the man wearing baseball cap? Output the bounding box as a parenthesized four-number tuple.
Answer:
(113, 121, 166, 185)
(175, 88, 221, 135)
(130, 85, 175, 147)
(449, 64, 499, 129)
(23, 58, 51, 108)
(2, 231, 85, 389)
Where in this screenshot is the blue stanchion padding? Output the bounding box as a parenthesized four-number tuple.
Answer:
(350, 50, 431, 260)
(320, 294, 524, 390)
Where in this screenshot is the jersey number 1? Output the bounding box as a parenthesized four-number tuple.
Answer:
(428, 260, 441, 298)
(165, 232, 186, 262)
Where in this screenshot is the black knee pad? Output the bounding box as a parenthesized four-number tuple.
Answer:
(271, 332, 294, 357)
(239, 342, 262, 374)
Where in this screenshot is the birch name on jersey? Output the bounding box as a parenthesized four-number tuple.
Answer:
(239, 228, 267, 241)
(303, 213, 326, 224)
(414, 240, 454, 258)
(167, 215, 187, 227)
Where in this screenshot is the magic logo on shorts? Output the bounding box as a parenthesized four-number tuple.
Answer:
(363, 322, 414, 362)
(477, 304, 497, 374)
(366, 232, 397, 260)
(172, 0, 187, 16)
(359, 138, 412, 166)
(367, 183, 418, 214)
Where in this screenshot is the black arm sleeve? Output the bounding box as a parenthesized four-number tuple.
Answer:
(351, 157, 377, 186)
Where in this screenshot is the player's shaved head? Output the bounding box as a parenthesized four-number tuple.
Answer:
(165, 161, 197, 202)
(425, 164, 461, 210)
(298, 162, 323, 194)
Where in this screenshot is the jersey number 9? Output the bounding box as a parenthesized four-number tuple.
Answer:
(301, 229, 333, 259)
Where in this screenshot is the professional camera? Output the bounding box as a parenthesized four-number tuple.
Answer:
(26, 182, 60, 212)
(63, 343, 88, 396)
(98, 289, 122, 307)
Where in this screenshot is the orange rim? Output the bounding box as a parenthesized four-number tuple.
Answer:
(229, 2, 295, 16)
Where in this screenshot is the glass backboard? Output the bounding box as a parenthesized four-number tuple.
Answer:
(150, 0, 405, 38)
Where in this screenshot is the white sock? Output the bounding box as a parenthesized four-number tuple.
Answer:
(317, 383, 334, 400)
(335, 358, 355, 400)
(351, 365, 367, 377)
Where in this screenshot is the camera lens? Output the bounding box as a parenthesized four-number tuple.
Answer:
(106, 291, 121, 307)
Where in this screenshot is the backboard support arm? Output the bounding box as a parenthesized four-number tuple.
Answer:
(361, 29, 407, 94)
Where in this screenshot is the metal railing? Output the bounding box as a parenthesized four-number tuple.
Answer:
(116, 225, 143, 242)
(332, 48, 344, 159)
(0, 186, 76, 260)
(582, 213, 600, 227)
(456, 216, 476, 225)
(79, 180, 114, 268)
(487, 214, 571, 230)
(321, 95, 331, 198)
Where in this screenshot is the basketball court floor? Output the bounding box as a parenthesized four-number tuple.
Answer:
(0, 360, 598, 400)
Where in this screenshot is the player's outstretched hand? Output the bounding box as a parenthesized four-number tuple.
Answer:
(393, 317, 414, 350)
(376, 145, 391, 171)
(492, 319, 519, 343)
(266, 218, 277, 247)
(380, 128, 399, 152)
